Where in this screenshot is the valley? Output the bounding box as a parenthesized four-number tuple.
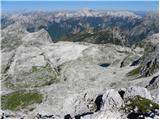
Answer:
(0, 9, 159, 119)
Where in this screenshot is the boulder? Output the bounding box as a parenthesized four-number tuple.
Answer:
(101, 89, 124, 110)
(62, 94, 88, 117)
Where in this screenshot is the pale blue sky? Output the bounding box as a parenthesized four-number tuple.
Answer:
(1, 1, 159, 12)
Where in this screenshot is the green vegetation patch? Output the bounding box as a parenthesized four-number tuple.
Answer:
(4, 81, 16, 89)
(1, 90, 43, 111)
(58, 30, 123, 45)
(127, 67, 141, 77)
(89, 103, 97, 112)
(31, 63, 59, 86)
(5, 63, 59, 89)
(125, 95, 159, 114)
(32, 63, 53, 73)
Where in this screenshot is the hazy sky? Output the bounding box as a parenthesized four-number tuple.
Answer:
(1, 1, 159, 12)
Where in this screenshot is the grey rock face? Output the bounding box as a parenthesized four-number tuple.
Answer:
(1, 50, 15, 76)
(82, 110, 124, 119)
(101, 89, 124, 110)
(1, 23, 28, 52)
(144, 33, 159, 45)
(120, 54, 141, 67)
(145, 76, 159, 104)
(146, 76, 159, 90)
(22, 29, 53, 46)
(140, 34, 159, 77)
(62, 90, 102, 117)
(62, 94, 89, 117)
(41, 42, 89, 67)
(4, 45, 58, 88)
(1, 29, 57, 89)
(141, 46, 158, 77)
(123, 86, 152, 100)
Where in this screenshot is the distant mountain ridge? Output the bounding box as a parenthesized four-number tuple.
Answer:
(1, 10, 159, 45)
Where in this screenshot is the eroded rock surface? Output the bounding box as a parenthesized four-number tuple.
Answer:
(1, 28, 159, 119)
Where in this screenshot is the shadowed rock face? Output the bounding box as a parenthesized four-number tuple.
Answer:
(95, 95, 103, 111)
(140, 44, 159, 77)
(138, 34, 159, 77)
(99, 63, 110, 68)
(146, 76, 159, 90)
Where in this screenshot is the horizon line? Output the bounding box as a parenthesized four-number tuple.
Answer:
(1, 0, 159, 1)
(2, 9, 158, 12)
(2, 1, 158, 12)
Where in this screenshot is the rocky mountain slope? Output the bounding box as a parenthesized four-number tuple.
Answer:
(1, 10, 159, 45)
(1, 21, 159, 119)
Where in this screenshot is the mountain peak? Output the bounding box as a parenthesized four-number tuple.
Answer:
(22, 29, 53, 46)
(78, 8, 95, 12)
(77, 8, 98, 17)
